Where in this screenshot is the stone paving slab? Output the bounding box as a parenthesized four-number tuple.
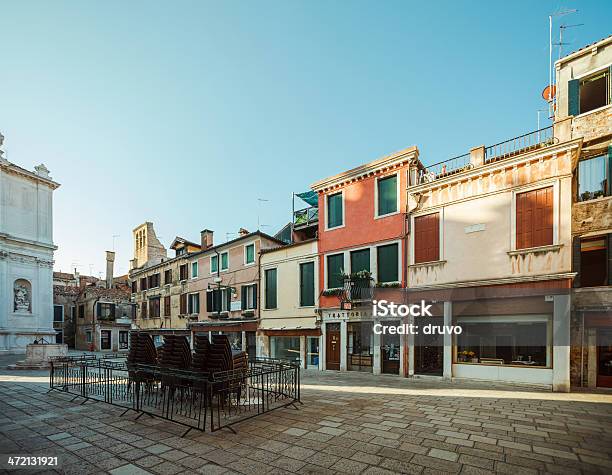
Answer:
(1, 355, 612, 474)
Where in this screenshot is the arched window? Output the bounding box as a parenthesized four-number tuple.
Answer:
(14, 279, 32, 313)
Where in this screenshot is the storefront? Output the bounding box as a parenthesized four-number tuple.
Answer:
(189, 321, 258, 356)
(258, 329, 322, 368)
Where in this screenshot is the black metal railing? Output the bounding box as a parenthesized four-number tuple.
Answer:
(343, 276, 374, 302)
(293, 206, 318, 228)
(419, 153, 472, 184)
(49, 356, 300, 436)
(485, 126, 555, 163)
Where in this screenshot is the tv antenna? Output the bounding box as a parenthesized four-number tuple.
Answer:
(555, 23, 584, 60)
(548, 9, 578, 102)
(257, 198, 269, 231)
(112, 234, 120, 251)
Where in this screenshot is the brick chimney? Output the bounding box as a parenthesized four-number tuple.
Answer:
(238, 227, 249, 236)
(106, 251, 115, 289)
(200, 229, 214, 249)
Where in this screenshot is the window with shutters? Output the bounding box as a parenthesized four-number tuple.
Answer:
(414, 213, 440, 264)
(78, 304, 85, 318)
(516, 186, 553, 250)
(149, 297, 160, 318)
(179, 264, 188, 281)
(140, 277, 147, 291)
(326, 253, 344, 289)
(131, 281, 137, 293)
(179, 293, 187, 314)
(578, 68, 610, 115)
(244, 243, 255, 265)
(210, 255, 218, 273)
(164, 269, 172, 284)
(207, 288, 229, 313)
(188, 293, 200, 314)
(265, 268, 277, 309)
(191, 262, 198, 279)
(299, 262, 315, 307)
(53, 305, 64, 323)
(577, 153, 610, 202)
(148, 273, 160, 289)
(579, 236, 609, 288)
(326, 192, 344, 229)
(377, 243, 399, 283)
(164, 296, 171, 316)
(241, 284, 257, 310)
(350, 249, 370, 273)
(377, 174, 398, 217)
(98, 303, 114, 319)
(221, 251, 229, 271)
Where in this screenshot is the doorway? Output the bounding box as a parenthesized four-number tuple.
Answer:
(348, 322, 373, 372)
(382, 320, 400, 374)
(100, 330, 112, 351)
(597, 329, 612, 388)
(326, 323, 341, 370)
(415, 316, 443, 375)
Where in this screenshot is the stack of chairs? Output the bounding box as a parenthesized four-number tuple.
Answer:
(192, 334, 211, 373)
(127, 331, 158, 386)
(158, 335, 192, 370)
(208, 334, 233, 373)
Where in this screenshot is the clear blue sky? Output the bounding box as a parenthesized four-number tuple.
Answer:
(0, 1, 610, 278)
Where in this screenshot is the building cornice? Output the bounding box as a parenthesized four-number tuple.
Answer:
(0, 160, 60, 190)
(407, 273, 576, 291)
(311, 146, 418, 192)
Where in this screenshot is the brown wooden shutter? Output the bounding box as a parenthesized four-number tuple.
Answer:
(516, 186, 553, 249)
(164, 296, 171, 316)
(141, 301, 147, 318)
(414, 213, 440, 264)
(179, 294, 187, 314)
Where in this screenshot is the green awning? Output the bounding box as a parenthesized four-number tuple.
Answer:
(296, 191, 318, 207)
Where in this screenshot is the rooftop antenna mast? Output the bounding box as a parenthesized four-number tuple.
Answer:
(548, 9, 578, 116)
(257, 198, 269, 231)
(556, 23, 584, 60)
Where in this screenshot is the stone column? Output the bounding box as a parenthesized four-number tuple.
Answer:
(587, 328, 597, 389)
(300, 336, 306, 369)
(553, 294, 571, 392)
(443, 301, 453, 380)
(241, 331, 246, 351)
(373, 328, 381, 375)
(340, 320, 348, 371)
(408, 315, 415, 376)
(320, 325, 326, 371)
(399, 331, 407, 377)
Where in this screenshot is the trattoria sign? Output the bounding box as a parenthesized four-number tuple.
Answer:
(321, 309, 371, 322)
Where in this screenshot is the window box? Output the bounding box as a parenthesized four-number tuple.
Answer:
(507, 244, 562, 257)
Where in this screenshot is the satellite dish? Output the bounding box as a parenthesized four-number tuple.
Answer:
(542, 84, 556, 101)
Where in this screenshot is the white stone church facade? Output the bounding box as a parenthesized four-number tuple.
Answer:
(0, 134, 60, 353)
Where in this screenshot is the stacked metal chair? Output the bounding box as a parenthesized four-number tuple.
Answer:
(127, 331, 158, 386)
(158, 335, 192, 370)
(192, 334, 211, 372)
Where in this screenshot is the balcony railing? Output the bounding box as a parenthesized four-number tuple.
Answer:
(293, 206, 319, 228)
(343, 276, 374, 303)
(419, 153, 472, 184)
(485, 126, 555, 163)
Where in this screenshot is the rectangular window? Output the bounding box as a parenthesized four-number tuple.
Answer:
(141, 301, 147, 318)
(456, 316, 550, 367)
(265, 268, 277, 309)
(148, 273, 160, 289)
(299, 262, 315, 307)
(188, 293, 200, 314)
(131, 281, 137, 293)
(55, 330, 63, 344)
(327, 253, 344, 289)
(414, 213, 440, 263)
(350, 249, 370, 273)
(377, 243, 399, 283)
(101, 330, 111, 351)
(210, 255, 218, 273)
(580, 236, 608, 287)
(164, 269, 172, 284)
(241, 284, 257, 310)
(164, 296, 171, 316)
(221, 251, 229, 270)
(78, 304, 85, 318)
(245, 244, 255, 264)
(53, 305, 64, 323)
(179, 264, 188, 281)
(86, 331, 92, 343)
(208, 288, 229, 313)
(179, 293, 187, 314)
(579, 68, 610, 115)
(578, 154, 609, 201)
(191, 261, 198, 278)
(140, 277, 147, 291)
(327, 192, 343, 229)
(270, 336, 301, 362)
(307, 336, 319, 368)
(97, 303, 115, 319)
(516, 186, 553, 250)
(119, 331, 129, 350)
(149, 297, 160, 318)
(70, 306, 76, 320)
(377, 174, 398, 216)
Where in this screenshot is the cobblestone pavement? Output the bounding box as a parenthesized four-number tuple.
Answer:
(1, 356, 612, 474)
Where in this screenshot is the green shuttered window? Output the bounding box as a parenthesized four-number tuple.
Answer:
(245, 244, 255, 264)
(327, 192, 343, 228)
(211, 255, 218, 273)
(377, 175, 398, 216)
(377, 243, 399, 283)
(327, 253, 344, 289)
(350, 249, 370, 273)
(265, 268, 277, 309)
(299, 262, 315, 307)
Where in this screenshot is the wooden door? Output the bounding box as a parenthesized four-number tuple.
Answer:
(326, 330, 341, 370)
(597, 330, 612, 388)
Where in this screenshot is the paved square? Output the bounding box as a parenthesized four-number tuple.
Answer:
(1, 357, 612, 474)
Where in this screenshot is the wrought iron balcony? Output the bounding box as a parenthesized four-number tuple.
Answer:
(293, 206, 319, 228)
(343, 276, 374, 303)
(418, 153, 472, 184)
(485, 126, 555, 163)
